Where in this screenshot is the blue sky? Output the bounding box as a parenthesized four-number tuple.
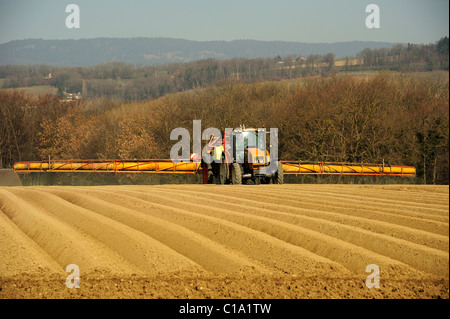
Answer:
(0, 0, 448, 44)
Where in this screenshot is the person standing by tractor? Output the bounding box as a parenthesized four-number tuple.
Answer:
(206, 134, 224, 183)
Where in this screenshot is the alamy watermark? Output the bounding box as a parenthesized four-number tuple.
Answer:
(169, 120, 279, 173)
(65, 264, 80, 288)
(65, 4, 80, 29)
(366, 4, 380, 29)
(365, 264, 380, 288)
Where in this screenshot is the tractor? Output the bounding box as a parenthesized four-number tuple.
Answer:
(204, 126, 283, 185)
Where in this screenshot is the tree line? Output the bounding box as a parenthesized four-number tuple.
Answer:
(1, 71, 448, 184)
(1, 37, 447, 102)
(0, 54, 337, 101)
(353, 36, 449, 71)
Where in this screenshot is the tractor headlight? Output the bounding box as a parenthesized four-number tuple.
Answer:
(255, 156, 265, 164)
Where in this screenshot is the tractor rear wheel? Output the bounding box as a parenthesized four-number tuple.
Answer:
(273, 161, 284, 184)
(231, 163, 242, 185)
(219, 162, 228, 185)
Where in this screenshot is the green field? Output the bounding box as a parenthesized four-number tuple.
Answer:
(1, 85, 58, 95)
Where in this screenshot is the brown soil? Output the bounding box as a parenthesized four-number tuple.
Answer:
(0, 184, 448, 299)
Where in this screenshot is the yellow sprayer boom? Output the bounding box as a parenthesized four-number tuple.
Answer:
(14, 157, 416, 181)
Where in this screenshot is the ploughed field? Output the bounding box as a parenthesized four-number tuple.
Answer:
(0, 184, 448, 299)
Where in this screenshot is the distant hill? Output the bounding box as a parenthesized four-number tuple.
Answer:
(0, 37, 401, 66)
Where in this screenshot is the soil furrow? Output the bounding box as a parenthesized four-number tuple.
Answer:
(133, 187, 449, 252)
(107, 187, 448, 277)
(43, 187, 265, 274)
(5, 188, 201, 276)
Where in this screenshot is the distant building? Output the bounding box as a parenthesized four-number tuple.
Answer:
(62, 91, 82, 101)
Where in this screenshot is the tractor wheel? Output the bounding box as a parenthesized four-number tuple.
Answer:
(273, 161, 284, 184)
(219, 162, 228, 185)
(231, 163, 242, 185)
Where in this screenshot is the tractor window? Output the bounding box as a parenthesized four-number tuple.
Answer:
(232, 129, 266, 163)
(233, 133, 245, 163)
(243, 131, 258, 149)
